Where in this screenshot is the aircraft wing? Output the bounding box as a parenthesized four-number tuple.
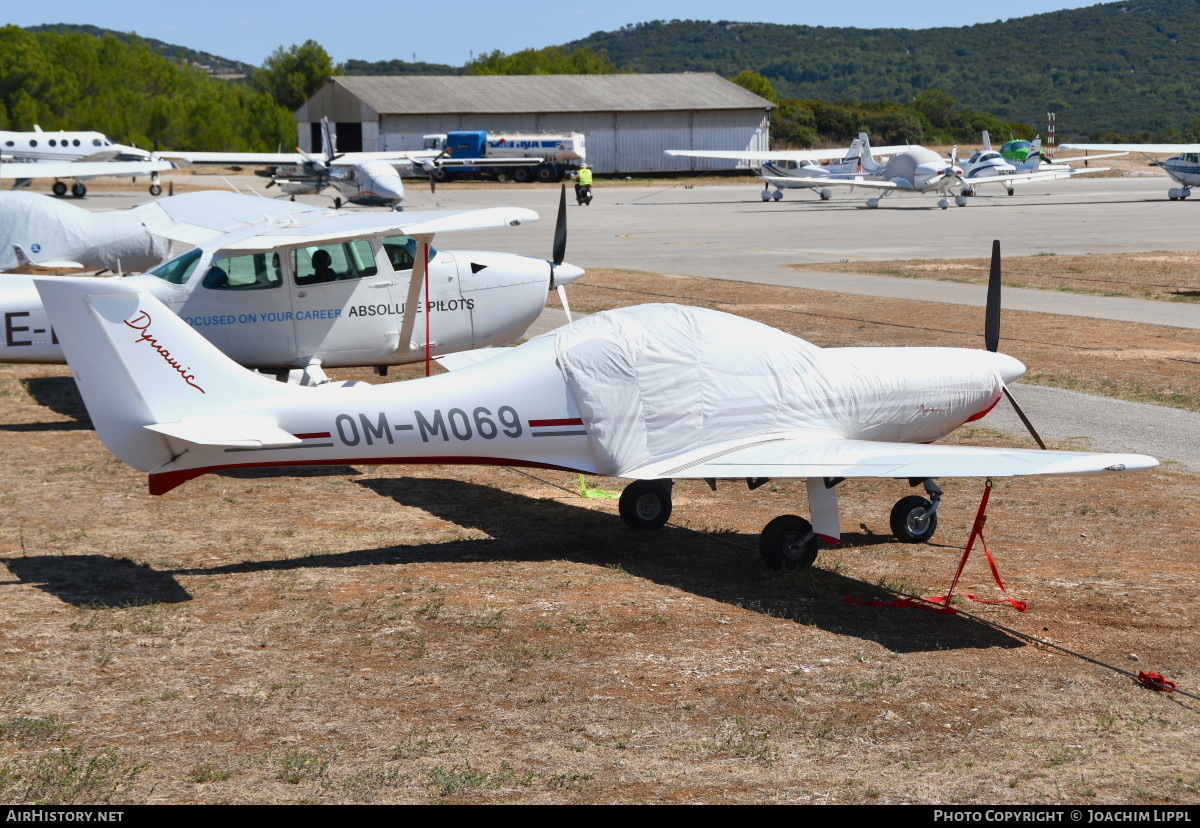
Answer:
(133, 191, 330, 245)
(218, 206, 539, 252)
(963, 168, 1110, 186)
(620, 432, 1157, 481)
(1061, 143, 1200, 154)
(666, 146, 909, 163)
(762, 175, 899, 190)
(0, 160, 174, 180)
(158, 151, 305, 166)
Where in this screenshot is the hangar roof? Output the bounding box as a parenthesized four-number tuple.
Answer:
(325, 73, 774, 114)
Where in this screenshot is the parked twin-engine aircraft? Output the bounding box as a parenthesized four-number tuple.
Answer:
(665, 134, 908, 201)
(1061, 142, 1200, 200)
(33, 241, 1156, 568)
(161, 118, 540, 209)
(0, 189, 583, 385)
(0, 126, 173, 197)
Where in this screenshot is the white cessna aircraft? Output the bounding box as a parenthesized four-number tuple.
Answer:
(33, 241, 1156, 568)
(666, 134, 909, 201)
(1061, 141, 1200, 200)
(161, 118, 540, 209)
(0, 189, 583, 385)
(0, 126, 173, 197)
(957, 131, 1115, 197)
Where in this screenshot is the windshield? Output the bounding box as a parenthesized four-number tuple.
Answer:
(149, 249, 202, 285)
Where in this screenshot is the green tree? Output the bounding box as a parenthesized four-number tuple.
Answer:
(252, 40, 340, 111)
(466, 46, 613, 75)
(729, 69, 776, 103)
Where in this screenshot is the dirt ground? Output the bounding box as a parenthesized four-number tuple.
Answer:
(0, 268, 1195, 805)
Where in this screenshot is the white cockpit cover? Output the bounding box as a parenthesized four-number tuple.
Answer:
(553, 304, 836, 476)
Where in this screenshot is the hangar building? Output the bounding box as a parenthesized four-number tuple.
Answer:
(295, 73, 773, 174)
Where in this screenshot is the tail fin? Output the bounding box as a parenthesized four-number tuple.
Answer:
(982, 130, 993, 152)
(321, 116, 336, 163)
(1025, 138, 1043, 172)
(856, 132, 881, 172)
(35, 277, 293, 472)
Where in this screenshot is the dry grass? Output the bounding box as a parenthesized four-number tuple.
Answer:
(790, 251, 1200, 304)
(0, 277, 1196, 804)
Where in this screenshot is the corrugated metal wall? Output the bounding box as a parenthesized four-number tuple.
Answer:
(304, 100, 769, 173)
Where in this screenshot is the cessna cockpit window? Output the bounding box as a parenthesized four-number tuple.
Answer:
(1182, 153, 1199, 164)
(291, 240, 378, 286)
(380, 235, 436, 272)
(149, 249, 202, 285)
(203, 252, 284, 291)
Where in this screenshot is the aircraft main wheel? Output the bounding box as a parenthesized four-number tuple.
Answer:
(759, 515, 819, 571)
(618, 480, 672, 531)
(761, 190, 771, 202)
(1007, 187, 1014, 196)
(890, 496, 938, 544)
(1183, 189, 1192, 200)
(71, 183, 87, 198)
(52, 181, 67, 197)
(937, 198, 950, 209)
(149, 183, 162, 196)
(772, 190, 783, 201)
(866, 198, 880, 209)
(955, 195, 969, 207)
(513, 167, 532, 184)
(819, 188, 832, 200)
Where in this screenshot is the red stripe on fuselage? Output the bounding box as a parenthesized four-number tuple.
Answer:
(293, 432, 332, 439)
(965, 394, 1002, 423)
(528, 418, 584, 427)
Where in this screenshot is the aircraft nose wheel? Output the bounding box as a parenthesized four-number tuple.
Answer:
(618, 480, 673, 530)
(761, 189, 772, 202)
(759, 515, 819, 571)
(889, 496, 938, 543)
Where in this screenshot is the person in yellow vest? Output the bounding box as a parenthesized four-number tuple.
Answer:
(574, 163, 593, 205)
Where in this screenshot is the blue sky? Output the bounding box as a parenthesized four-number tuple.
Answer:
(7, 1, 1103, 67)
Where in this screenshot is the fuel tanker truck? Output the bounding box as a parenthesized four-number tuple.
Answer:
(422, 131, 587, 183)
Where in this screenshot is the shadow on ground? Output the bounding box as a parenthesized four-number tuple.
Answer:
(1, 476, 1020, 654)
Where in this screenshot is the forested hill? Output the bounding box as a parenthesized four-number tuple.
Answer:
(565, 0, 1200, 136)
(26, 23, 255, 76)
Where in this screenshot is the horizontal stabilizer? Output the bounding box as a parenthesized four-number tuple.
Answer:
(12, 244, 83, 270)
(145, 415, 300, 448)
(434, 348, 509, 372)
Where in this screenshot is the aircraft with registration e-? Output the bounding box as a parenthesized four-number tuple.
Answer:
(0, 126, 173, 198)
(0, 189, 583, 386)
(666, 133, 908, 201)
(33, 241, 1156, 569)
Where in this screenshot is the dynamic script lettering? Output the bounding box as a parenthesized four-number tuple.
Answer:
(124, 311, 205, 393)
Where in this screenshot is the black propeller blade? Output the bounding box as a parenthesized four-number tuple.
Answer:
(985, 239, 1047, 450)
(985, 239, 1001, 353)
(552, 183, 568, 267)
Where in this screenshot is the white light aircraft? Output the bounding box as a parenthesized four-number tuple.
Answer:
(771, 135, 970, 209)
(1061, 142, 1200, 200)
(161, 118, 541, 209)
(33, 241, 1156, 569)
(0, 189, 583, 385)
(665, 134, 909, 201)
(0, 126, 172, 197)
(957, 132, 1114, 197)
